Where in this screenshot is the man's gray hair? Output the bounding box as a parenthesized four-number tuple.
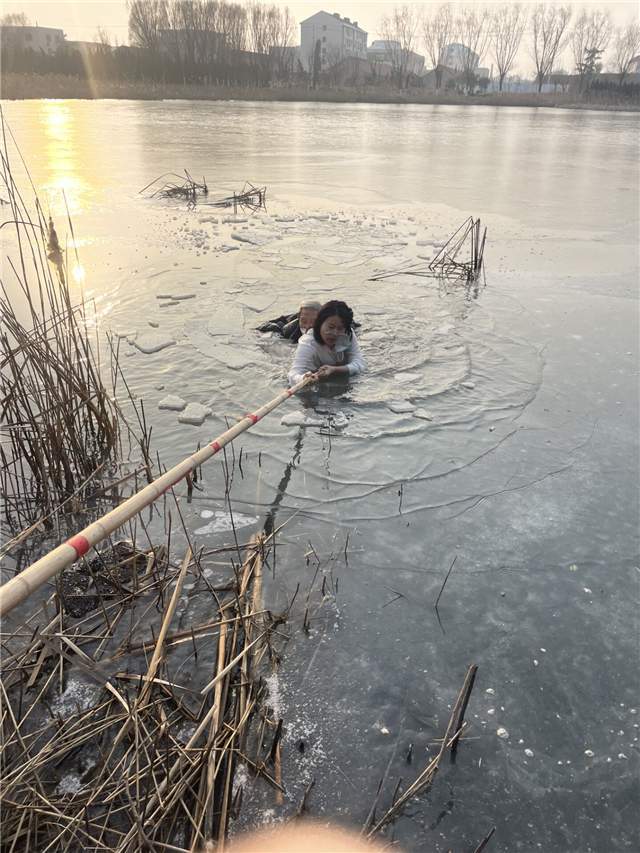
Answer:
(298, 300, 322, 312)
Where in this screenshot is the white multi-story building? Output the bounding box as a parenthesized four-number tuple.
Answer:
(440, 42, 479, 72)
(300, 11, 367, 71)
(0, 25, 64, 55)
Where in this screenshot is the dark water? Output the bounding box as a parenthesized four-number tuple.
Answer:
(2, 100, 638, 850)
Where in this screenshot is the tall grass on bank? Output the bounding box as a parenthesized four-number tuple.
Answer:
(0, 111, 139, 539)
(2, 72, 638, 111)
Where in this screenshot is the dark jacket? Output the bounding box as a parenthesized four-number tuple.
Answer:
(257, 313, 303, 342)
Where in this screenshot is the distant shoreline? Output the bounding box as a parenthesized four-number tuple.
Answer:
(1, 73, 638, 112)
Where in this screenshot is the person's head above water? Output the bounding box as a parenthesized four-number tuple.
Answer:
(313, 300, 354, 347)
(298, 300, 321, 333)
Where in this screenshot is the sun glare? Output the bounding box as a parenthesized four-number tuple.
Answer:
(41, 101, 87, 215)
(72, 264, 86, 284)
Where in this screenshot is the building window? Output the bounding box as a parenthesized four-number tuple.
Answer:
(322, 36, 326, 42)
(322, 25, 327, 31)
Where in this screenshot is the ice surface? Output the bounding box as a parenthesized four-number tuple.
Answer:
(281, 412, 324, 427)
(387, 400, 416, 414)
(157, 293, 195, 300)
(237, 294, 277, 313)
(195, 511, 258, 535)
(52, 678, 97, 717)
(394, 372, 421, 384)
(413, 408, 434, 421)
(134, 333, 176, 354)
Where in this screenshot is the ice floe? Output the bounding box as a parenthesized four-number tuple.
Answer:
(387, 400, 416, 414)
(158, 394, 187, 411)
(177, 403, 212, 426)
(281, 412, 324, 428)
(413, 409, 434, 421)
(157, 293, 196, 300)
(394, 372, 421, 384)
(134, 333, 176, 354)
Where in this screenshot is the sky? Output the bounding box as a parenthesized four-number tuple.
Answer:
(2, 0, 639, 74)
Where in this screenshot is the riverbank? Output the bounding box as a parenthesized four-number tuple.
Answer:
(2, 72, 638, 112)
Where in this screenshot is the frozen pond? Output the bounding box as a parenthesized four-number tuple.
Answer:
(2, 99, 639, 850)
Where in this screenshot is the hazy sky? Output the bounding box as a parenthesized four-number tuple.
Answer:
(3, 0, 639, 74)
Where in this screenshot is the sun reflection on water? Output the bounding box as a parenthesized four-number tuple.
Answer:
(41, 101, 87, 216)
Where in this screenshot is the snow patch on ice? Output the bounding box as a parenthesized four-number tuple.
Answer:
(195, 511, 258, 535)
(264, 672, 284, 718)
(52, 678, 97, 717)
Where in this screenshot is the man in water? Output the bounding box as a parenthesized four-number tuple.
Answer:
(257, 300, 321, 344)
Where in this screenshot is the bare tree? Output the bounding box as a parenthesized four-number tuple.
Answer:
(379, 4, 420, 89)
(456, 5, 491, 93)
(422, 3, 454, 90)
(1, 12, 29, 26)
(128, 0, 168, 51)
(571, 8, 611, 87)
(270, 6, 295, 82)
(247, 2, 271, 82)
(530, 3, 572, 93)
(611, 21, 640, 85)
(490, 4, 527, 92)
(311, 38, 321, 88)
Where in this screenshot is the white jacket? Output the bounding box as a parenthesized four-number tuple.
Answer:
(288, 330, 366, 386)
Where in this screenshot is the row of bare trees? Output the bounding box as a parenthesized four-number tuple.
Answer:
(127, 0, 296, 83)
(381, 4, 640, 92)
(2, 2, 639, 94)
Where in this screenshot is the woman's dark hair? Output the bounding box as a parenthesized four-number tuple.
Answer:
(313, 300, 354, 343)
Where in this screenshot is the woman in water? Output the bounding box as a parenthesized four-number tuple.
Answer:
(288, 300, 366, 385)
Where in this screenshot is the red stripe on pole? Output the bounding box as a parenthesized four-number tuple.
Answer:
(247, 413, 259, 424)
(210, 440, 221, 452)
(67, 534, 91, 558)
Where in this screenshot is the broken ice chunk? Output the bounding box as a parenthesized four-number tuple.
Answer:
(387, 400, 416, 414)
(178, 403, 212, 426)
(158, 394, 187, 412)
(134, 333, 176, 354)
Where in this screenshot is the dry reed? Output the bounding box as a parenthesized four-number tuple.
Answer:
(0, 526, 283, 852)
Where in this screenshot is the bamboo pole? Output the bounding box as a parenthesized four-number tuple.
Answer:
(0, 377, 314, 618)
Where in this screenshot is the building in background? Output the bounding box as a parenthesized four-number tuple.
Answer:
(300, 11, 367, 71)
(367, 39, 424, 77)
(0, 25, 64, 55)
(440, 42, 479, 73)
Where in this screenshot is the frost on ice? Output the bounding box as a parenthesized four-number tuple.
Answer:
(195, 511, 258, 535)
